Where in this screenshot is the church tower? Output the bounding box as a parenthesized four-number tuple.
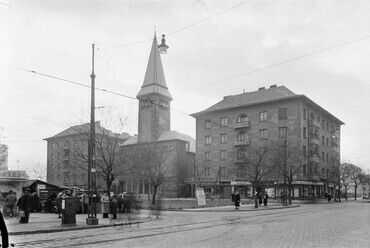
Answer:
(137, 34, 172, 143)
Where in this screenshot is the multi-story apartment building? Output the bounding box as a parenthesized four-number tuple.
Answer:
(118, 34, 195, 198)
(191, 85, 343, 199)
(44, 122, 130, 189)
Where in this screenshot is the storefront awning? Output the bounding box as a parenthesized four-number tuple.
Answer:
(292, 181, 324, 186)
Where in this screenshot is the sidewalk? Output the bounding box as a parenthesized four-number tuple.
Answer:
(181, 202, 300, 212)
(3, 200, 324, 235)
(4, 211, 152, 235)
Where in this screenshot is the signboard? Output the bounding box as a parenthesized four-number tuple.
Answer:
(196, 188, 206, 206)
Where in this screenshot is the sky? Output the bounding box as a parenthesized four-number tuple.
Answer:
(1, 0, 370, 172)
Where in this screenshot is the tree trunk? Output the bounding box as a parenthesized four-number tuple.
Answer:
(288, 183, 293, 205)
(151, 185, 158, 205)
(354, 186, 357, 200)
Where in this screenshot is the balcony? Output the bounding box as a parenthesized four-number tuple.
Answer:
(309, 155, 320, 163)
(309, 134, 320, 145)
(235, 158, 246, 164)
(331, 130, 340, 139)
(234, 121, 250, 129)
(310, 120, 320, 128)
(234, 138, 250, 146)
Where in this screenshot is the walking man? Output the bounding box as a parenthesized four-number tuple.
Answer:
(19, 188, 33, 224)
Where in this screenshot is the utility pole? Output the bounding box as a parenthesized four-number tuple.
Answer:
(86, 44, 98, 225)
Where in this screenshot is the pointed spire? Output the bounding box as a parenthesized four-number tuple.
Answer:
(137, 33, 172, 100)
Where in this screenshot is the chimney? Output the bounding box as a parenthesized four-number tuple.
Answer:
(258, 87, 265, 91)
(270, 84, 277, 88)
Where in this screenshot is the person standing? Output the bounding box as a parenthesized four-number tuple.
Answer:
(19, 189, 33, 223)
(234, 192, 241, 210)
(258, 192, 263, 206)
(101, 192, 110, 218)
(4, 191, 17, 217)
(110, 195, 118, 219)
(263, 192, 268, 206)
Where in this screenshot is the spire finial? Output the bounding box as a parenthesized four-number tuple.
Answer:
(158, 34, 169, 54)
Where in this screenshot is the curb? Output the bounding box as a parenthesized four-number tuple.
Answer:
(8, 217, 152, 236)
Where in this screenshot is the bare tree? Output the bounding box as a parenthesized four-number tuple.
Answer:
(24, 158, 47, 181)
(0, 144, 8, 170)
(345, 163, 363, 200)
(268, 139, 307, 205)
(128, 143, 173, 205)
(328, 156, 341, 202)
(239, 146, 273, 208)
(69, 117, 130, 194)
(340, 163, 351, 201)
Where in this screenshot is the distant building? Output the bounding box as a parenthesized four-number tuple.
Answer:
(44, 122, 130, 189)
(0, 170, 27, 200)
(118, 34, 195, 198)
(191, 85, 344, 199)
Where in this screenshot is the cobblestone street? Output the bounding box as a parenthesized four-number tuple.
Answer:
(8, 200, 370, 248)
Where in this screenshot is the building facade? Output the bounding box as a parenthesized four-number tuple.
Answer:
(118, 34, 195, 199)
(44, 122, 129, 189)
(191, 85, 343, 199)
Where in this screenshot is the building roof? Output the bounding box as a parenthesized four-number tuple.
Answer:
(44, 121, 131, 141)
(136, 34, 173, 100)
(191, 85, 344, 125)
(120, 130, 195, 153)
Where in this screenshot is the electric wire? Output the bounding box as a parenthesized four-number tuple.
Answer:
(97, 0, 252, 50)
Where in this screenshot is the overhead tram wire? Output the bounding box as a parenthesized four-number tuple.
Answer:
(180, 34, 370, 93)
(97, 0, 252, 50)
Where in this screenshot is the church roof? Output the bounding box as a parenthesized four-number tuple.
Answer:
(120, 131, 195, 153)
(137, 34, 172, 100)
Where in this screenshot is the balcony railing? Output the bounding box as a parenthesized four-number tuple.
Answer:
(309, 155, 320, 163)
(310, 120, 320, 128)
(234, 121, 250, 129)
(308, 174, 321, 181)
(309, 134, 320, 145)
(234, 138, 250, 146)
(235, 158, 246, 164)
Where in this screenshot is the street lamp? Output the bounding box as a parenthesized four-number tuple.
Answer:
(86, 44, 98, 225)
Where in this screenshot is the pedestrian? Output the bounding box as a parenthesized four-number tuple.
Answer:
(234, 192, 241, 210)
(31, 192, 41, 213)
(101, 192, 110, 218)
(117, 193, 123, 213)
(110, 195, 118, 219)
(80, 192, 88, 214)
(4, 190, 17, 217)
(263, 192, 268, 206)
(19, 188, 33, 224)
(327, 193, 332, 203)
(258, 192, 263, 206)
(56, 191, 65, 218)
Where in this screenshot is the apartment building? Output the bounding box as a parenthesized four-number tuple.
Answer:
(191, 85, 343, 199)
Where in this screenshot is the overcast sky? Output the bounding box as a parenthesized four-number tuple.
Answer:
(1, 0, 370, 172)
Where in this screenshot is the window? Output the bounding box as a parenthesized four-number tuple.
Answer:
(303, 164, 306, 176)
(303, 108, 307, 120)
(322, 136, 325, 146)
(322, 152, 325, 162)
(220, 150, 227, 160)
(259, 111, 267, 122)
(303, 146, 307, 157)
(237, 132, 247, 142)
(220, 117, 228, 127)
(278, 108, 288, 120)
(205, 136, 212, 145)
(205, 120, 212, 129)
(279, 127, 287, 139)
(326, 153, 329, 163)
(237, 114, 248, 123)
(326, 138, 329, 147)
(51, 154, 55, 160)
(237, 149, 246, 160)
(259, 129, 267, 140)
(327, 122, 329, 130)
(303, 127, 307, 139)
(220, 134, 227, 143)
(220, 167, 226, 176)
(205, 152, 211, 161)
(205, 168, 211, 176)
(186, 142, 190, 151)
